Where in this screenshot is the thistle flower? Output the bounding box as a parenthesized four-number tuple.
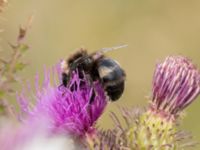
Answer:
(151, 56, 200, 118)
(18, 65, 108, 140)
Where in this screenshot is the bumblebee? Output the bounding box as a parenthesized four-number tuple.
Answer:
(61, 45, 126, 102)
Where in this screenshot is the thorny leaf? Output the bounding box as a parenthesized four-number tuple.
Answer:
(18, 44, 29, 53)
(0, 90, 5, 98)
(0, 16, 33, 116)
(14, 62, 27, 72)
(0, 76, 7, 82)
(0, 104, 4, 113)
(18, 27, 26, 41)
(17, 15, 34, 42)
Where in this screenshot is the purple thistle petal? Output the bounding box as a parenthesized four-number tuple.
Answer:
(18, 64, 108, 138)
(151, 56, 200, 115)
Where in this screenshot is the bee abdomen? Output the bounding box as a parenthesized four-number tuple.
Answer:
(105, 81, 125, 101)
(97, 58, 126, 101)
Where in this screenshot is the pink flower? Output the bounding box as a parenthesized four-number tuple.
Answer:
(18, 64, 108, 139)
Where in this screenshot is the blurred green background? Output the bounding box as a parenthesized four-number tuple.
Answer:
(1, 0, 200, 143)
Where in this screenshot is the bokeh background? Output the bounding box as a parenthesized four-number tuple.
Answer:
(1, 0, 200, 144)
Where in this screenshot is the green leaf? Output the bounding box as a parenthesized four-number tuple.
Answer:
(0, 90, 5, 98)
(14, 62, 27, 72)
(4, 63, 10, 72)
(18, 44, 29, 53)
(0, 105, 4, 113)
(1, 76, 7, 82)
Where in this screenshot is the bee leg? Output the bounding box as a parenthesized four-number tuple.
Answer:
(70, 81, 78, 91)
(84, 74, 97, 104)
(89, 88, 96, 104)
(58, 72, 70, 92)
(67, 71, 79, 91)
(62, 72, 70, 87)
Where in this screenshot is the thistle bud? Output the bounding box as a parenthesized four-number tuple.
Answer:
(150, 56, 200, 118)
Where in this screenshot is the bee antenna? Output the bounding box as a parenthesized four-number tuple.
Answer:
(92, 44, 128, 60)
(100, 44, 128, 53)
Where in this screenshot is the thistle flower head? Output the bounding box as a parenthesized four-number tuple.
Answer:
(18, 65, 108, 139)
(151, 56, 200, 116)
